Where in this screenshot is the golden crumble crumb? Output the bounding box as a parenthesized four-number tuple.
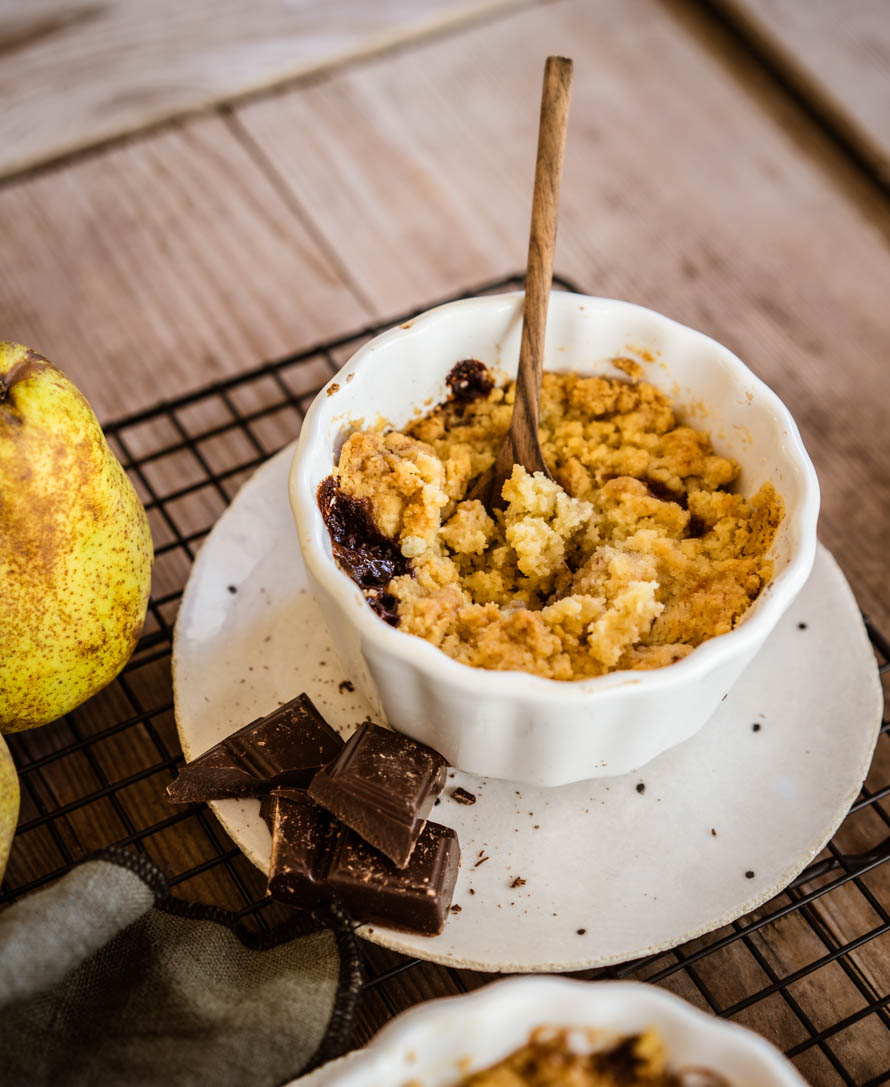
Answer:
(612, 356, 644, 379)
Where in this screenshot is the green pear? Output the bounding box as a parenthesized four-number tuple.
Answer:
(0, 344, 153, 732)
(0, 734, 18, 880)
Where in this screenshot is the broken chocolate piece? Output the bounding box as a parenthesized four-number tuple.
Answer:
(307, 721, 447, 867)
(451, 787, 476, 805)
(267, 789, 460, 935)
(266, 790, 335, 907)
(166, 693, 343, 803)
(259, 792, 276, 832)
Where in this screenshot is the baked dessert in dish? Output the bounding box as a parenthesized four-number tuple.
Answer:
(319, 359, 783, 681)
(452, 1026, 727, 1086)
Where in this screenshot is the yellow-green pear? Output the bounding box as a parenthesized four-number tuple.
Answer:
(0, 344, 153, 732)
(0, 734, 18, 880)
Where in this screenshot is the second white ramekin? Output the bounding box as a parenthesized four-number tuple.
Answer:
(296, 977, 806, 1086)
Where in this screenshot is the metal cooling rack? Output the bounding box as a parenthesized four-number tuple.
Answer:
(2, 274, 888, 1085)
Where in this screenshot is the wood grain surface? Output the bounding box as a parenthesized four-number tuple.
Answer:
(0, 114, 369, 419)
(0, 0, 533, 178)
(708, 0, 890, 186)
(235, 0, 890, 634)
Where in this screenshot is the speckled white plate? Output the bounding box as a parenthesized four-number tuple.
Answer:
(173, 444, 883, 973)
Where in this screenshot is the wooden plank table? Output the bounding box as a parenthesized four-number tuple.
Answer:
(0, 0, 534, 178)
(706, 0, 890, 187)
(1, 2, 889, 1082)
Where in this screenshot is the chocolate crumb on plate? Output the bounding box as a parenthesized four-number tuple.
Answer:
(510, 877, 526, 888)
(451, 787, 476, 805)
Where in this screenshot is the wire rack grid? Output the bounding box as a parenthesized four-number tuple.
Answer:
(2, 274, 889, 1085)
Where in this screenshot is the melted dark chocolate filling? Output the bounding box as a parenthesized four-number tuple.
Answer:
(317, 476, 410, 626)
(446, 358, 494, 404)
(594, 1036, 643, 1085)
(643, 478, 709, 538)
(686, 514, 707, 539)
(644, 478, 688, 509)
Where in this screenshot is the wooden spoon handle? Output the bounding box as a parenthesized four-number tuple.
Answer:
(510, 55, 573, 475)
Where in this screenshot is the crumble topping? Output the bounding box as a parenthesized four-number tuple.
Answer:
(321, 362, 783, 681)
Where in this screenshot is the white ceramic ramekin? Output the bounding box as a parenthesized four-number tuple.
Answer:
(290, 292, 819, 785)
(296, 977, 807, 1086)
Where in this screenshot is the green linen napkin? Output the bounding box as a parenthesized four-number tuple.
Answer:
(0, 847, 361, 1087)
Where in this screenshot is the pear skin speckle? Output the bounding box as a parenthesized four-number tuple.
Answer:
(0, 343, 153, 731)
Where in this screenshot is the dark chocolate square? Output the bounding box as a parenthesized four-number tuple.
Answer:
(166, 693, 343, 803)
(267, 789, 460, 935)
(267, 789, 336, 907)
(307, 721, 448, 867)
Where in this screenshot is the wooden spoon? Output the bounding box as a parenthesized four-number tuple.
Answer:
(469, 55, 573, 511)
